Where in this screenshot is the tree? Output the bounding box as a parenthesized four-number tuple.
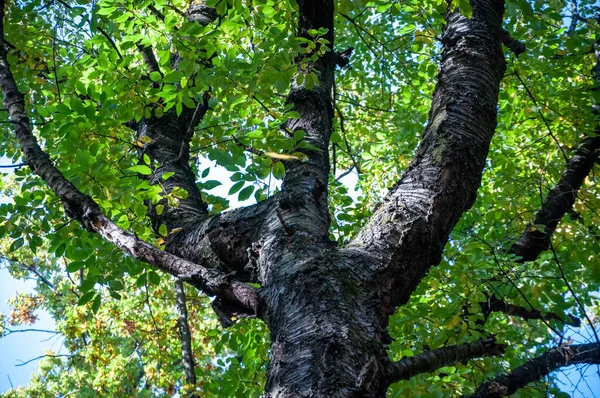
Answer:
(0, 0, 599, 396)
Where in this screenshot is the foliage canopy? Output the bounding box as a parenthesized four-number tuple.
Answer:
(1, 0, 599, 397)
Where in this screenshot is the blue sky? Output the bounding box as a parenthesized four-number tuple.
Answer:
(0, 267, 65, 392)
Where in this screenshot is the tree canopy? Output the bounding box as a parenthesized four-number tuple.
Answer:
(0, 0, 599, 396)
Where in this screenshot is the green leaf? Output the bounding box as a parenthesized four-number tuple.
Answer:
(10, 237, 24, 252)
(163, 71, 185, 84)
(66, 261, 86, 273)
(458, 0, 472, 18)
(108, 280, 124, 291)
(398, 24, 415, 35)
(229, 181, 245, 195)
(91, 294, 101, 313)
(202, 180, 222, 190)
(238, 186, 254, 201)
(135, 273, 147, 287)
(171, 186, 188, 199)
(129, 165, 152, 175)
(159, 224, 168, 236)
(162, 171, 175, 180)
(273, 162, 285, 179)
(78, 291, 95, 306)
(148, 271, 160, 285)
(149, 71, 162, 82)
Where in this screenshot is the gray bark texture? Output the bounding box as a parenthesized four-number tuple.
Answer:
(175, 279, 197, 386)
(466, 342, 600, 398)
(4, 0, 598, 396)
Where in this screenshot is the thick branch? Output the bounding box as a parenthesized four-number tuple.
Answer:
(467, 343, 600, 398)
(481, 295, 581, 326)
(275, 0, 336, 242)
(258, 0, 337, 286)
(349, 1, 507, 308)
(387, 337, 506, 385)
(135, 2, 221, 232)
(510, 132, 600, 263)
(165, 197, 276, 282)
(0, 7, 259, 316)
(132, 2, 276, 288)
(137, 102, 211, 231)
(501, 29, 526, 57)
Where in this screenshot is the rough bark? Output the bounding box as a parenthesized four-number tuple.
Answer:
(387, 337, 506, 384)
(256, 1, 380, 396)
(175, 279, 197, 387)
(466, 342, 600, 398)
(2, 0, 547, 396)
(348, 0, 507, 311)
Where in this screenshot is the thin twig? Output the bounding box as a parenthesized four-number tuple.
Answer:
(0, 162, 25, 168)
(549, 242, 600, 342)
(0, 255, 55, 289)
(16, 354, 71, 367)
(96, 26, 123, 59)
(52, 27, 61, 103)
(3, 328, 60, 335)
(513, 67, 568, 162)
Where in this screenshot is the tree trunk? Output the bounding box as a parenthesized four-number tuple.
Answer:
(261, 253, 390, 397)
(258, 0, 508, 396)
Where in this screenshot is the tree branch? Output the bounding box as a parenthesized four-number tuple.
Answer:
(134, 1, 220, 233)
(2, 327, 60, 336)
(386, 337, 506, 385)
(136, 43, 161, 75)
(349, 1, 507, 308)
(175, 279, 196, 386)
(0, 4, 259, 316)
(0, 255, 55, 290)
(274, 0, 336, 242)
(501, 29, 526, 57)
(481, 295, 581, 327)
(185, 1, 218, 26)
(136, 102, 211, 232)
(510, 99, 600, 260)
(256, 0, 337, 287)
(466, 343, 600, 398)
(16, 354, 74, 367)
(508, 33, 600, 261)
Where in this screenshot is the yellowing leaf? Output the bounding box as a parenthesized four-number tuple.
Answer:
(264, 152, 303, 161)
(448, 315, 461, 329)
